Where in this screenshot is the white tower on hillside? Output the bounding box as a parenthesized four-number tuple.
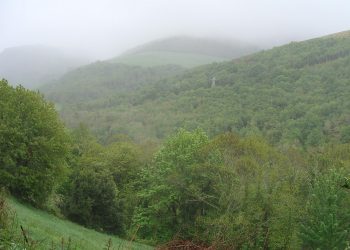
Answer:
(211, 76, 216, 88)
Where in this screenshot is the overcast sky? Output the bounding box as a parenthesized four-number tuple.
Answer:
(1, 0, 349, 59)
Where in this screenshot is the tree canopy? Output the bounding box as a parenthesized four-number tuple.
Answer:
(0, 79, 69, 205)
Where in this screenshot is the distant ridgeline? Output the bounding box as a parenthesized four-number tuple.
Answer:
(109, 36, 259, 67)
(42, 31, 350, 147)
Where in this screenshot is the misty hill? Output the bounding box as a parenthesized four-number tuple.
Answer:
(44, 31, 350, 146)
(0, 45, 87, 89)
(110, 36, 258, 67)
(41, 62, 184, 105)
(41, 37, 257, 106)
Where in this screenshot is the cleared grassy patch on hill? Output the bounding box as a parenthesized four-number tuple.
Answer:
(111, 51, 227, 68)
(8, 198, 153, 250)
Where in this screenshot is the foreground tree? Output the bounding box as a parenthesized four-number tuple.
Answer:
(62, 165, 122, 233)
(132, 129, 216, 242)
(0, 79, 69, 206)
(61, 126, 145, 234)
(198, 133, 303, 249)
(300, 169, 350, 249)
(132, 131, 304, 248)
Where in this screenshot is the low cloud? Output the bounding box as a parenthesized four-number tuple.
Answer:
(1, 0, 349, 59)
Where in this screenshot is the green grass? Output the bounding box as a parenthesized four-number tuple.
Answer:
(7, 198, 153, 250)
(112, 50, 227, 68)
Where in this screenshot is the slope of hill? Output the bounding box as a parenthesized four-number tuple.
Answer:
(0, 45, 87, 89)
(110, 36, 259, 67)
(8, 198, 152, 249)
(45, 31, 350, 146)
(41, 62, 184, 105)
(121, 36, 258, 58)
(112, 51, 227, 68)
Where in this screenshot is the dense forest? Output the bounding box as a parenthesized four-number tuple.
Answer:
(42, 63, 184, 105)
(43, 31, 350, 146)
(1, 30, 350, 249)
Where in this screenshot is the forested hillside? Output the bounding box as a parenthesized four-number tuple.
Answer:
(3, 0, 350, 248)
(41, 63, 184, 105)
(2, 31, 350, 249)
(46, 31, 350, 146)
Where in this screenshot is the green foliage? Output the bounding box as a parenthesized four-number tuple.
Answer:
(340, 126, 350, 143)
(0, 189, 18, 248)
(63, 165, 122, 233)
(4, 31, 350, 249)
(132, 129, 213, 242)
(195, 133, 303, 249)
(0, 79, 69, 206)
(132, 130, 303, 248)
(42, 63, 184, 105)
(7, 197, 152, 250)
(300, 169, 350, 249)
(45, 33, 350, 146)
(61, 126, 148, 235)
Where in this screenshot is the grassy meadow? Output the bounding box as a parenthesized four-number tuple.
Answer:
(7, 198, 153, 250)
(112, 51, 227, 67)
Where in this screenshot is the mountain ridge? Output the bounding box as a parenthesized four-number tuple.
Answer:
(109, 36, 259, 67)
(119, 36, 258, 58)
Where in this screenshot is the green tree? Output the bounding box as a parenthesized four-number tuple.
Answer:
(132, 129, 216, 243)
(0, 79, 69, 206)
(103, 141, 146, 230)
(199, 133, 302, 249)
(340, 126, 350, 143)
(62, 165, 122, 233)
(300, 169, 350, 249)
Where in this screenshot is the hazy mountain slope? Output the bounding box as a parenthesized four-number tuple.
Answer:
(110, 36, 259, 67)
(121, 36, 258, 58)
(46, 31, 350, 146)
(0, 45, 87, 89)
(41, 62, 184, 105)
(41, 37, 257, 106)
(112, 51, 227, 68)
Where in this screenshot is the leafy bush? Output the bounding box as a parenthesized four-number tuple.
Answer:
(300, 169, 350, 249)
(132, 129, 212, 242)
(62, 166, 122, 234)
(0, 79, 69, 206)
